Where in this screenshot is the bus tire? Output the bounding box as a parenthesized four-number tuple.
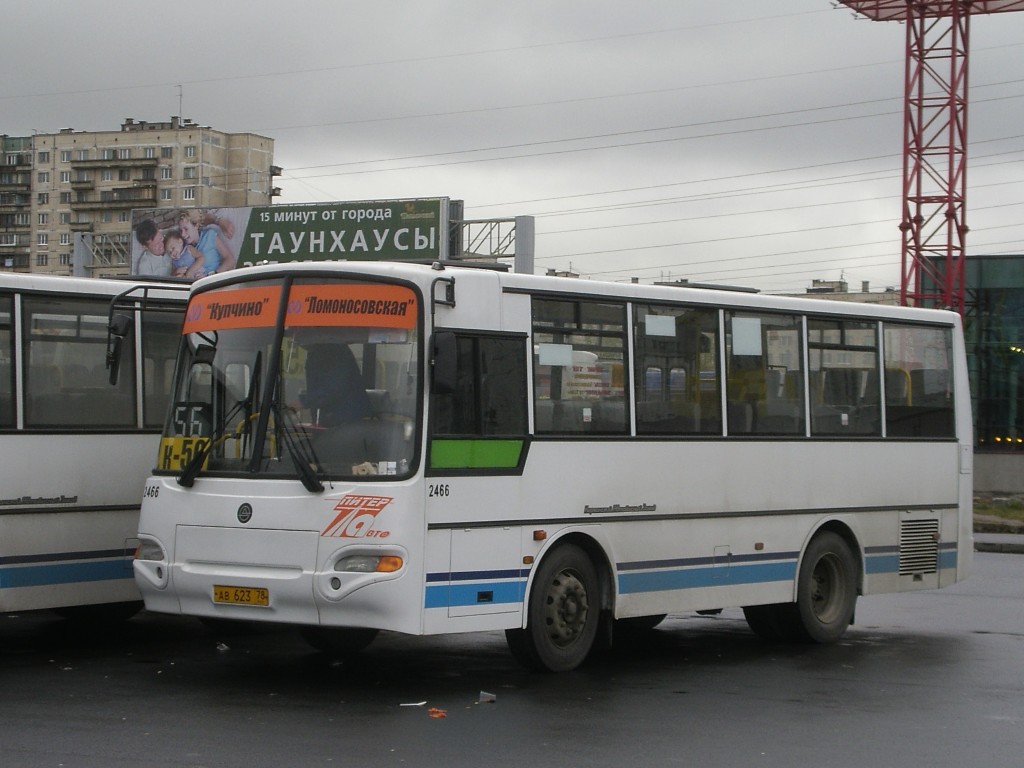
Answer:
(505, 544, 600, 672)
(300, 626, 379, 656)
(742, 604, 785, 641)
(786, 531, 858, 643)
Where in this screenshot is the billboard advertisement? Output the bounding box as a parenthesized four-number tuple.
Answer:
(130, 198, 450, 279)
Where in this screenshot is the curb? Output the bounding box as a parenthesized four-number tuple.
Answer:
(974, 536, 1024, 555)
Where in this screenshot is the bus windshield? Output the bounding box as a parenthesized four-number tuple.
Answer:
(159, 276, 421, 485)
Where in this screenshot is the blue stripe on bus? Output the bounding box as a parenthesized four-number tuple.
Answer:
(939, 549, 957, 569)
(0, 558, 134, 589)
(617, 560, 798, 595)
(424, 545, 962, 608)
(0, 548, 133, 566)
(424, 579, 527, 609)
(865, 548, 959, 575)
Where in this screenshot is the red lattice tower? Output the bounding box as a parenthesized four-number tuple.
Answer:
(839, 1, 1024, 313)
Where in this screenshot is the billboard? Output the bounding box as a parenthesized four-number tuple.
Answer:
(130, 198, 450, 279)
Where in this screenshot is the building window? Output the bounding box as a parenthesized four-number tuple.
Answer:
(37, 171, 49, 183)
(59, 192, 72, 204)
(117, 148, 131, 160)
(144, 147, 156, 159)
(101, 211, 112, 222)
(102, 149, 115, 160)
(77, 149, 89, 161)
(60, 150, 72, 162)
(60, 171, 71, 183)
(160, 167, 172, 180)
(183, 187, 195, 200)
(183, 166, 196, 179)
(118, 169, 130, 181)
(36, 253, 48, 267)
(38, 151, 50, 163)
(161, 146, 173, 158)
(59, 213, 70, 224)
(185, 145, 197, 158)
(38, 213, 48, 225)
(37, 234, 48, 247)
(101, 169, 113, 182)
(37, 193, 49, 205)
(60, 233, 71, 245)
(59, 253, 71, 266)
(160, 189, 172, 201)
(119, 211, 130, 223)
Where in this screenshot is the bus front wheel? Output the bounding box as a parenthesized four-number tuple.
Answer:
(505, 544, 600, 672)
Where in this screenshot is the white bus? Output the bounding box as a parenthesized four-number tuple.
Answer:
(0, 273, 186, 619)
(134, 261, 972, 670)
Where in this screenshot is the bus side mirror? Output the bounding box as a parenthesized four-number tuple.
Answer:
(431, 331, 457, 395)
(106, 313, 133, 386)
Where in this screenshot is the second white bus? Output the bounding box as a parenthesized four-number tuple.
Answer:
(134, 261, 972, 670)
(0, 274, 186, 618)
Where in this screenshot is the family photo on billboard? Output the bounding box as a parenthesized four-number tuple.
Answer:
(131, 207, 249, 280)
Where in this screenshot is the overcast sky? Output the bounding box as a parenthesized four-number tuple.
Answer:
(5, 1, 1023, 293)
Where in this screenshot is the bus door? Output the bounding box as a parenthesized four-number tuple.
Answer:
(427, 331, 529, 619)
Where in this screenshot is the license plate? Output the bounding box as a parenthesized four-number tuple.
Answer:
(213, 585, 269, 607)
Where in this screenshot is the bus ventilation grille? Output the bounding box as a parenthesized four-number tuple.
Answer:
(899, 519, 939, 575)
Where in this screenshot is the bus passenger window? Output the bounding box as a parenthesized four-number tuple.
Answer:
(884, 323, 955, 438)
(141, 308, 184, 428)
(429, 333, 527, 471)
(532, 298, 627, 435)
(431, 334, 527, 438)
(0, 296, 12, 428)
(24, 297, 135, 428)
(634, 304, 720, 435)
(808, 318, 881, 436)
(725, 312, 804, 436)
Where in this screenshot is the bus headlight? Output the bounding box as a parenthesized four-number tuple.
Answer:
(133, 538, 169, 590)
(335, 555, 404, 574)
(135, 540, 165, 562)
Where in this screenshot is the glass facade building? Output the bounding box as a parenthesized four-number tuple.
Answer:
(965, 255, 1024, 452)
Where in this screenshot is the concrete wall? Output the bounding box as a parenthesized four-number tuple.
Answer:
(974, 453, 1024, 494)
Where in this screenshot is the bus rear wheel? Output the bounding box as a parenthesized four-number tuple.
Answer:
(505, 544, 600, 672)
(746, 531, 857, 644)
(791, 531, 857, 642)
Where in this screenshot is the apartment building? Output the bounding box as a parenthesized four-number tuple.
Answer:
(1, 117, 279, 276)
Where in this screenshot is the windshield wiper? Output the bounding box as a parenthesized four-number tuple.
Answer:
(277, 402, 325, 493)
